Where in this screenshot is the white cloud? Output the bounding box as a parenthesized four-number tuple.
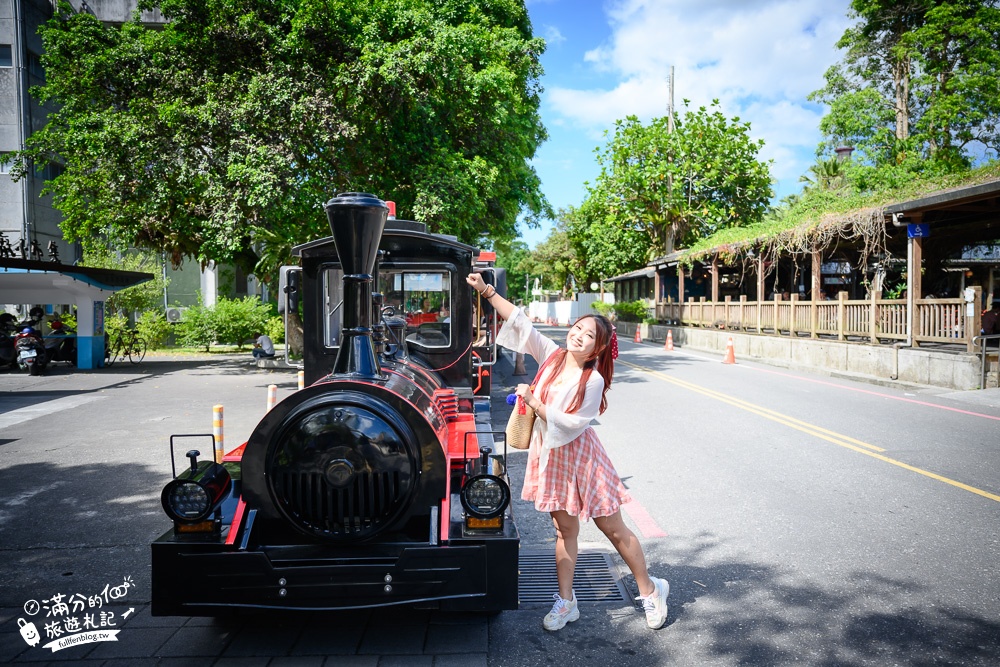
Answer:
(543, 25, 566, 46)
(545, 0, 854, 187)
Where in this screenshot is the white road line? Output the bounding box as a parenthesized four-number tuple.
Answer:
(0, 394, 106, 430)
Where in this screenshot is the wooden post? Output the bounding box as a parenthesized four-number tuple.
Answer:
(870, 290, 880, 343)
(711, 257, 719, 304)
(837, 291, 847, 341)
(756, 254, 765, 333)
(739, 294, 747, 330)
(789, 293, 798, 337)
(968, 286, 983, 353)
(908, 231, 923, 348)
(699, 296, 706, 327)
(811, 248, 822, 338)
(677, 265, 685, 322)
(724, 295, 731, 329)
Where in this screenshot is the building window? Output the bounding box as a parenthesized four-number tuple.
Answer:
(27, 52, 44, 82)
(0, 153, 10, 174)
(0, 45, 12, 68)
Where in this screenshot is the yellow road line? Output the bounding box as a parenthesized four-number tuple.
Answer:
(619, 359, 1000, 504)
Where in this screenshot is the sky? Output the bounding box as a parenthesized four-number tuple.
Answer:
(520, 0, 855, 249)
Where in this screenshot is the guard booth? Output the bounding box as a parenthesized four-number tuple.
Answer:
(0, 257, 153, 369)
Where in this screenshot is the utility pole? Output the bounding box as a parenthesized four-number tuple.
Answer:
(664, 65, 675, 257)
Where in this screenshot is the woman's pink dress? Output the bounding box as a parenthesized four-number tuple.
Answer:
(497, 311, 632, 522)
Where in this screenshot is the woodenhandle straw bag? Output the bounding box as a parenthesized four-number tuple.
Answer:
(505, 392, 536, 450)
(504, 351, 556, 450)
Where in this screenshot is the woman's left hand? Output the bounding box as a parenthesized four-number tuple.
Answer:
(514, 383, 535, 408)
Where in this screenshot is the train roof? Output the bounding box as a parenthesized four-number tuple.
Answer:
(292, 218, 478, 258)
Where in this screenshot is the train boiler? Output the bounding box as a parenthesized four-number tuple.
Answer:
(151, 192, 518, 615)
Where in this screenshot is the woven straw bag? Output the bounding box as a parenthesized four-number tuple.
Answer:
(505, 396, 536, 450)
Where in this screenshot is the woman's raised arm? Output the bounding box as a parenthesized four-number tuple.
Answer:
(466, 272, 518, 322)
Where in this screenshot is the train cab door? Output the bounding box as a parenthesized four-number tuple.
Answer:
(471, 263, 505, 396)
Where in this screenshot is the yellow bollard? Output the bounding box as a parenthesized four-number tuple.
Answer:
(267, 384, 278, 412)
(213, 404, 224, 463)
(297, 370, 305, 391)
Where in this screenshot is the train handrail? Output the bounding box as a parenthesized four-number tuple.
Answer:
(972, 334, 1000, 389)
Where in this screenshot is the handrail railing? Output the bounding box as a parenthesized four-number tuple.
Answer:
(972, 334, 1000, 388)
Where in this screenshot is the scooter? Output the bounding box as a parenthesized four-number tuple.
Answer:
(45, 320, 77, 365)
(13, 326, 49, 376)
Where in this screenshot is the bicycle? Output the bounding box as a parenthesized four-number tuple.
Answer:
(105, 328, 147, 366)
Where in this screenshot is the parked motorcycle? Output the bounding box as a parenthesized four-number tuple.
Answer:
(45, 320, 77, 365)
(13, 326, 48, 375)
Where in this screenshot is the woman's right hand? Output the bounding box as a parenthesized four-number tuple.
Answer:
(466, 272, 487, 293)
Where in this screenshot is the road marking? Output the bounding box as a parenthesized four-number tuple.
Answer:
(0, 394, 105, 430)
(653, 345, 1000, 422)
(618, 359, 1000, 504)
(621, 499, 668, 538)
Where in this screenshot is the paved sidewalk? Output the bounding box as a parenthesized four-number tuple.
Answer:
(1, 349, 662, 667)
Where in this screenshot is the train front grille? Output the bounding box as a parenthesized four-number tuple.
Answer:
(274, 470, 403, 538)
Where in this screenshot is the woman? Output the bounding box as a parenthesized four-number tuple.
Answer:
(466, 274, 669, 631)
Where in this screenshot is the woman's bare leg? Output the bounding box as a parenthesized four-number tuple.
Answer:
(551, 510, 580, 600)
(594, 511, 654, 596)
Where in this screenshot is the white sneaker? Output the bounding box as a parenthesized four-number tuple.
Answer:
(542, 592, 580, 631)
(636, 577, 669, 629)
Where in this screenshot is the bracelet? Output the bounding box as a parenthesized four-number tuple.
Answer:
(480, 285, 497, 299)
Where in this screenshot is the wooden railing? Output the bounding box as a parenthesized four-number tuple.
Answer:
(656, 291, 981, 352)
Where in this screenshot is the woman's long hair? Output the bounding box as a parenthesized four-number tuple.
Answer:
(537, 314, 615, 415)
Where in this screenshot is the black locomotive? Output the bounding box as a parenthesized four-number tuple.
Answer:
(151, 193, 518, 615)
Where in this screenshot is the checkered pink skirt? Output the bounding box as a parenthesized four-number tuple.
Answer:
(521, 426, 633, 522)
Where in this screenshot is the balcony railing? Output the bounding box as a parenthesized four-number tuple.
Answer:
(656, 292, 981, 352)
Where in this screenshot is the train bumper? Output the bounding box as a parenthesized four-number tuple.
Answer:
(150, 532, 519, 616)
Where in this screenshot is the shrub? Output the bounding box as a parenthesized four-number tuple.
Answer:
(265, 315, 285, 344)
(174, 304, 216, 352)
(136, 311, 172, 350)
(105, 314, 129, 342)
(213, 296, 272, 348)
(591, 301, 614, 318)
(613, 300, 648, 323)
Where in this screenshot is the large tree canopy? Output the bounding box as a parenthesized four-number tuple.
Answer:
(18, 0, 549, 279)
(810, 0, 1000, 189)
(575, 100, 772, 278)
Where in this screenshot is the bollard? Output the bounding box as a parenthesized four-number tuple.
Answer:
(267, 384, 278, 412)
(213, 404, 224, 463)
(297, 370, 305, 391)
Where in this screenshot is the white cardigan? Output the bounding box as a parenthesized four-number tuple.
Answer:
(496, 310, 604, 472)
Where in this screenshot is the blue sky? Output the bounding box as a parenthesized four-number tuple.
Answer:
(520, 0, 854, 248)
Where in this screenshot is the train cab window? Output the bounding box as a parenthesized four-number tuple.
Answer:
(380, 270, 451, 348)
(322, 266, 344, 348)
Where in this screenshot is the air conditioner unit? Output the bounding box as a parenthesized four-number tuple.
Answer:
(165, 307, 188, 323)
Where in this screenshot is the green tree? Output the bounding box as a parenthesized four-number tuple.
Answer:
(494, 240, 531, 302)
(81, 250, 167, 319)
(582, 100, 772, 262)
(810, 0, 1000, 189)
(17, 0, 549, 283)
(564, 199, 652, 281)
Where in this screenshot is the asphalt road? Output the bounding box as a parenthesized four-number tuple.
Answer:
(2, 330, 1000, 666)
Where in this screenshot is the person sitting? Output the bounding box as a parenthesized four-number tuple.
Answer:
(439, 300, 450, 323)
(252, 332, 275, 359)
(982, 300, 1000, 337)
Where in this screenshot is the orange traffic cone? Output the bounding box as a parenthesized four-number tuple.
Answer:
(664, 330, 674, 351)
(633, 327, 642, 344)
(722, 336, 736, 364)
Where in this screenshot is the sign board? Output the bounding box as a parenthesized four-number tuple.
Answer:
(907, 223, 930, 238)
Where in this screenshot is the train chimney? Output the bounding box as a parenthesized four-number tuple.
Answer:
(323, 192, 388, 378)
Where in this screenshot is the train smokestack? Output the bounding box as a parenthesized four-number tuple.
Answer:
(323, 192, 388, 378)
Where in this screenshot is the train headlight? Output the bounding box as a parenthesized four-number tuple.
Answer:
(161, 460, 232, 524)
(460, 474, 510, 526)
